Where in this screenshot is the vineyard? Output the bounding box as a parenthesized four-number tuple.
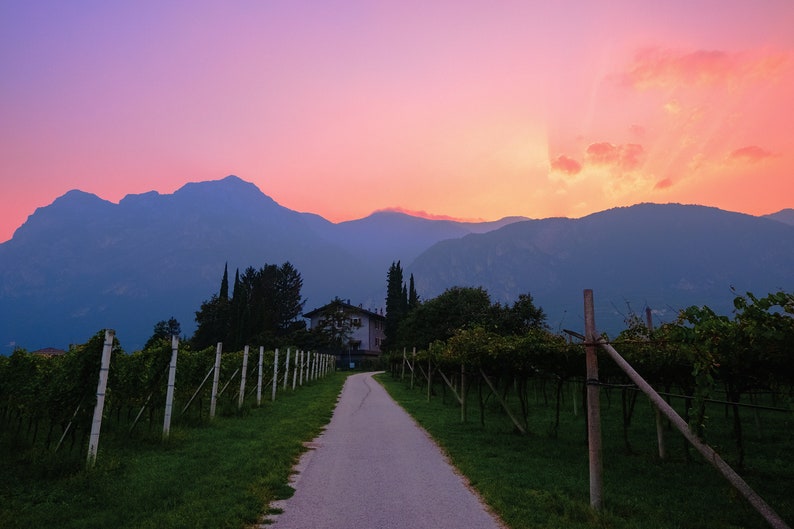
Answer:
(386, 290, 794, 528)
(0, 329, 333, 474)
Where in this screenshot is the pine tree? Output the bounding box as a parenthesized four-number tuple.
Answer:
(219, 262, 229, 300)
(384, 261, 409, 351)
(408, 273, 419, 309)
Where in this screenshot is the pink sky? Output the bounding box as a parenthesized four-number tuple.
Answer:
(1, 1, 793, 242)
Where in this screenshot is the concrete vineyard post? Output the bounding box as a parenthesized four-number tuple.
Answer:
(239, 345, 249, 409)
(257, 346, 264, 406)
(210, 342, 222, 419)
(162, 335, 179, 439)
(299, 350, 304, 386)
(292, 350, 298, 390)
(87, 329, 114, 468)
(272, 348, 279, 401)
(283, 348, 291, 390)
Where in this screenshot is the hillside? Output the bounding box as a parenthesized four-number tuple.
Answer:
(408, 203, 794, 334)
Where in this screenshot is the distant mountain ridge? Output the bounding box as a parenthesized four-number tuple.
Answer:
(0, 176, 525, 351)
(1, 176, 792, 351)
(409, 203, 794, 333)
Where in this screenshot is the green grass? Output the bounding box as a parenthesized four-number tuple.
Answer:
(0, 372, 347, 529)
(377, 373, 794, 529)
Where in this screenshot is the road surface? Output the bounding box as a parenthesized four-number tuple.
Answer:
(268, 372, 505, 529)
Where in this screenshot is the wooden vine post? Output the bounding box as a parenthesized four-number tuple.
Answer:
(87, 329, 114, 468)
(583, 289, 603, 510)
(162, 335, 179, 439)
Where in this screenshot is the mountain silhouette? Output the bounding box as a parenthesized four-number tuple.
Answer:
(1, 177, 792, 351)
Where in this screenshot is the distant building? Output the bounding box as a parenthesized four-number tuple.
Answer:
(304, 300, 386, 369)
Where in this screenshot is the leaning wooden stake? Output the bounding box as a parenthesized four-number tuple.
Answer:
(583, 289, 603, 510)
(162, 335, 179, 439)
(480, 369, 526, 434)
(87, 329, 114, 468)
(598, 338, 791, 529)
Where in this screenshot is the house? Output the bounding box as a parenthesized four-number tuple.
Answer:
(304, 300, 386, 369)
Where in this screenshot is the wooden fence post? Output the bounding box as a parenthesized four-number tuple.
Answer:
(210, 342, 222, 419)
(584, 289, 603, 510)
(87, 329, 114, 468)
(162, 335, 179, 439)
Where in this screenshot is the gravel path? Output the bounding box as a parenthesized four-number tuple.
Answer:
(267, 372, 505, 529)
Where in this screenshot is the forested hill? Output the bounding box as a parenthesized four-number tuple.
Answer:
(408, 203, 794, 334)
(0, 176, 522, 351)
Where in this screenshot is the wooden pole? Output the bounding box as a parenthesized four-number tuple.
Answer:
(209, 342, 222, 419)
(646, 308, 666, 460)
(238, 345, 249, 409)
(584, 289, 603, 510)
(162, 335, 179, 439)
(87, 329, 114, 468)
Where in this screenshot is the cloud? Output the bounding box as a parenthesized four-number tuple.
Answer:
(728, 145, 774, 163)
(376, 206, 484, 222)
(585, 142, 645, 171)
(620, 48, 788, 90)
(550, 155, 582, 175)
(654, 178, 674, 190)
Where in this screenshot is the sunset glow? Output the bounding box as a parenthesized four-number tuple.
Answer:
(1, 2, 793, 242)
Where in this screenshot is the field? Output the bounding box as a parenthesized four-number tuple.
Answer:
(377, 372, 793, 529)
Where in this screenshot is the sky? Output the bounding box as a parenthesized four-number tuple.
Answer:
(1, 1, 793, 243)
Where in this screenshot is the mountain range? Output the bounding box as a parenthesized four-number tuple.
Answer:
(1, 175, 792, 352)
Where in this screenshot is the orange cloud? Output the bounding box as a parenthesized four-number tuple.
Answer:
(585, 142, 645, 171)
(728, 145, 774, 163)
(376, 206, 484, 222)
(654, 178, 674, 190)
(620, 48, 788, 90)
(550, 155, 582, 175)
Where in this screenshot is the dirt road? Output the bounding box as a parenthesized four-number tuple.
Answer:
(268, 372, 505, 529)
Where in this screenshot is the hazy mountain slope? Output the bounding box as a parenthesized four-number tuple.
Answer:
(764, 208, 794, 226)
(0, 176, 520, 351)
(407, 203, 794, 335)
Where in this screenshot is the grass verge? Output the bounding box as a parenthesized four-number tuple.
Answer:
(0, 372, 347, 529)
(377, 373, 793, 529)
